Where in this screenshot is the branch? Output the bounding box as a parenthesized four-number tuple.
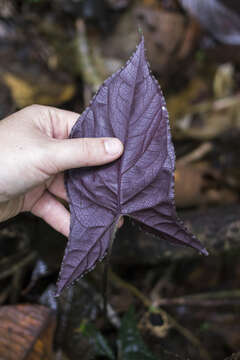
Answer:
(109, 270, 211, 360)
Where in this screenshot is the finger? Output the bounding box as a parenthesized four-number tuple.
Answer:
(27, 105, 80, 139)
(44, 106, 80, 138)
(117, 216, 124, 228)
(47, 173, 68, 202)
(46, 137, 124, 174)
(31, 191, 70, 237)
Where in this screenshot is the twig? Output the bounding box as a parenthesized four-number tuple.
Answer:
(75, 19, 103, 98)
(103, 223, 118, 318)
(0, 252, 37, 280)
(189, 93, 240, 114)
(0, 250, 28, 267)
(109, 270, 211, 360)
(177, 142, 213, 166)
(100, 301, 121, 329)
(160, 299, 240, 306)
(10, 269, 23, 304)
(157, 289, 240, 307)
(150, 263, 176, 302)
(212, 94, 240, 111)
(0, 285, 11, 305)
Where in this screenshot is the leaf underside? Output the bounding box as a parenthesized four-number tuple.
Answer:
(57, 37, 208, 296)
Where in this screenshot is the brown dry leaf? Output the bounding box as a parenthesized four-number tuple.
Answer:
(178, 99, 240, 140)
(175, 164, 208, 208)
(0, 304, 56, 360)
(175, 163, 237, 208)
(167, 76, 209, 131)
(101, 3, 188, 75)
(135, 6, 185, 72)
(3, 72, 75, 108)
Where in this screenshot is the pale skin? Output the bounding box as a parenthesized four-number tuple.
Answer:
(0, 105, 124, 236)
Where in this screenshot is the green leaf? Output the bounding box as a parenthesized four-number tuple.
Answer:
(118, 307, 159, 360)
(77, 320, 115, 360)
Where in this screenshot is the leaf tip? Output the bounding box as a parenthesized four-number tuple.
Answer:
(200, 247, 209, 256)
(137, 24, 144, 37)
(55, 277, 66, 297)
(55, 286, 61, 297)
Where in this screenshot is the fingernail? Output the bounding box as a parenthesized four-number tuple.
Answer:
(104, 139, 123, 155)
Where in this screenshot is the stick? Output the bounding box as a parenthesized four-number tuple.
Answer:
(109, 270, 212, 360)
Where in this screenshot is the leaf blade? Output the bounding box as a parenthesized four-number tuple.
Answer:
(58, 36, 208, 295)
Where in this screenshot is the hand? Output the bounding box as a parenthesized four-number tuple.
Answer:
(0, 105, 123, 235)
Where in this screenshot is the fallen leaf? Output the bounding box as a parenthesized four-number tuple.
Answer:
(57, 37, 207, 295)
(180, 0, 240, 45)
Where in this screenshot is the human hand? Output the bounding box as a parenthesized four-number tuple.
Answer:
(0, 105, 123, 235)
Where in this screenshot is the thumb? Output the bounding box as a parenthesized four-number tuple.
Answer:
(46, 137, 124, 173)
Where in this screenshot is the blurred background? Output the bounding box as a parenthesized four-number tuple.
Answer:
(1, 0, 240, 359)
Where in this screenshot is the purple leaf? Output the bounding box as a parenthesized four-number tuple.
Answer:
(57, 37, 208, 296)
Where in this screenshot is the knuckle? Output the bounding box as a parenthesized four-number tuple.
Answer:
(22, 104, 46, 120)
(24, 104, 42, 113)
(79, 138, 103, 166)
(80, 138, 93, 162)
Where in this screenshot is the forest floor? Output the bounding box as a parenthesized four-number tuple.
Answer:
(1, 1, 240, 359)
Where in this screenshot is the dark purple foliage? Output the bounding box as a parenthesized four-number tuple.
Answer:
(57, 37, 208, 295)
